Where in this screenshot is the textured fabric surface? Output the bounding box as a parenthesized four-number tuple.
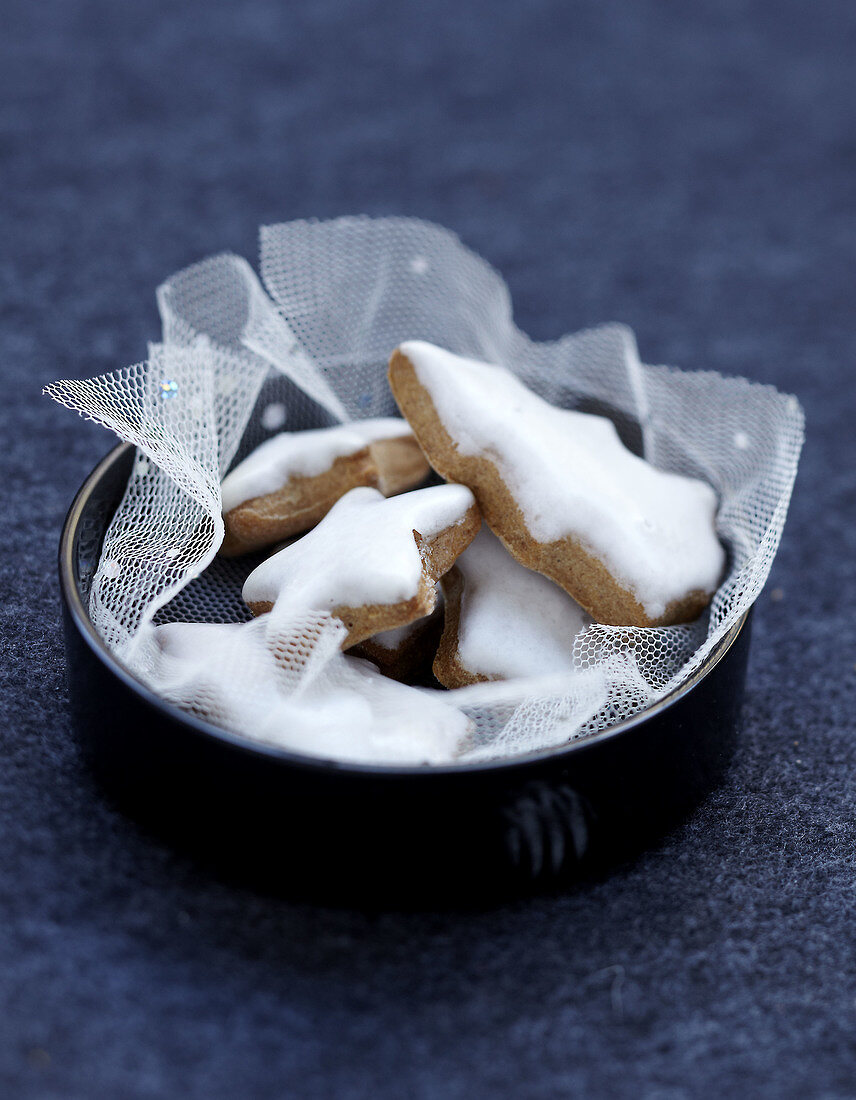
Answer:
(2, 0, 854, 1096)
(45, 221, 802, 763)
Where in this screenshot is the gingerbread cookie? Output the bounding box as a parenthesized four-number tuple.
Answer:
(242, 484, 480, 647)
(351, 594, 444, 682)
(151, 620, 467, 764)
(220, 418, 429, 556)
(433, 527, 592, 687)
(389, 341, 725, 627)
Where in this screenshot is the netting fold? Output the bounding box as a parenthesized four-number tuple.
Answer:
(45, 216, 804, 765)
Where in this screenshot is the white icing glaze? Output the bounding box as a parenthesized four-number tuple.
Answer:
(453, 527, 591, 680)
(242, 484, 475, 612)
(346, 417, 415, 444)
(151, 620, 466, 764)
(399, 340, 725, 618)
(221, 418, 413, 513)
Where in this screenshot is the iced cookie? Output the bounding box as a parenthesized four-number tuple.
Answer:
(150, 620, 467, 765)
(433, 527, 592, 687)
(351, 596, 444, 682)
(242, 485, 480, 647)
(220, 418, 430, 555)
(389, 341, 725, 627)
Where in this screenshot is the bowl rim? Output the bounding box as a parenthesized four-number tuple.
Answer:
(60, 441, 750, 780)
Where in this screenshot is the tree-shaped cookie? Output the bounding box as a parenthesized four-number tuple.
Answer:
(389, 341, 725, 627)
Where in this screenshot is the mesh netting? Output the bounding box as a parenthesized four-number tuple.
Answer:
(46, 216, 804, 766)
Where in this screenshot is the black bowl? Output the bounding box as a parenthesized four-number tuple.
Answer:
(59, 443, 751, 904)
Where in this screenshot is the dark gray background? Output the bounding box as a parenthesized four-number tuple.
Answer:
(3, 0, 855, 1096)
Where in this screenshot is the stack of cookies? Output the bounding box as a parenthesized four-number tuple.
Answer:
(224, 341, 726, 688)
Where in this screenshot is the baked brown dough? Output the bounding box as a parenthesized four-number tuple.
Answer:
(242, 485, 481, 648)
(350, 597, 444, 682)
(431, 567, 476, 687)
(388, 346, 721, 627)
(221, 422, 431, 557)
(221, 448, 378, 556)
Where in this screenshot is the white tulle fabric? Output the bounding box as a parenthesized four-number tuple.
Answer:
(46, 217, 804, 765)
